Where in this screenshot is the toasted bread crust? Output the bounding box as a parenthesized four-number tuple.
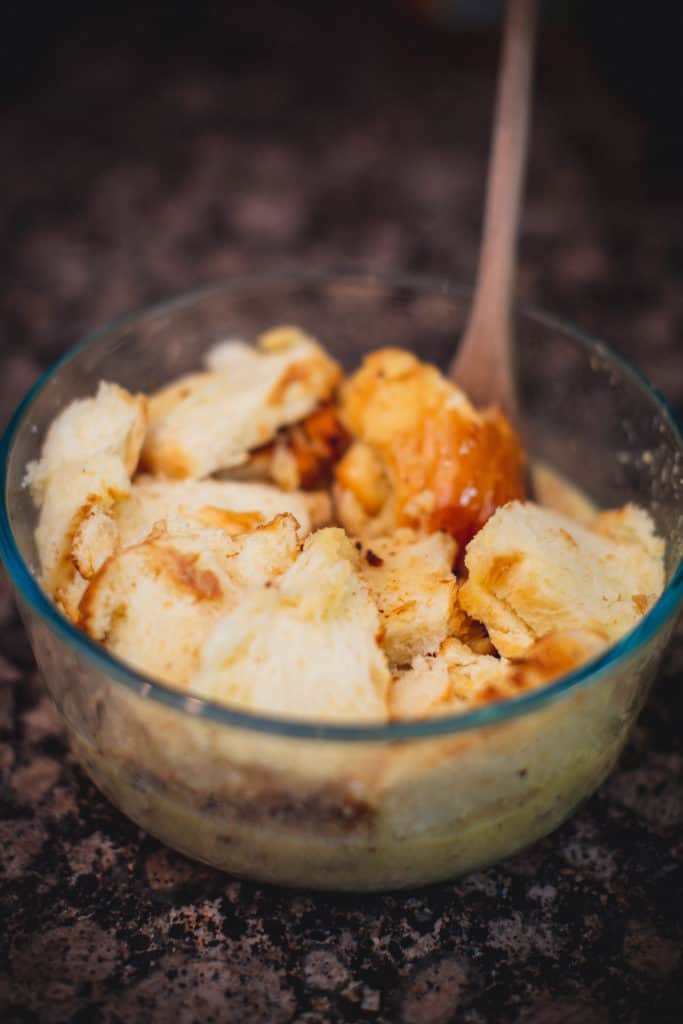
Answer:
(336, 348, 525, 544)
(459, 501, 664, 657)
(141, 328, 341, 479)
(358, 529, 458, 666)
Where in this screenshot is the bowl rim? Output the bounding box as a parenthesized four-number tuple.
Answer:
(1, 268, 682, 742)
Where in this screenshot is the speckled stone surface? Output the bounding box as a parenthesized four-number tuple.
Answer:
(1, 6, 683, 1022)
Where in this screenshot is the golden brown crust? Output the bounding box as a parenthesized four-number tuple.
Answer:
(70, 501, 119, 580)
(336, 348, 526, 545)
(79, 541, 225, 632)
(29, 380, 147, 619)
(120, 391, 149, 477)
(267, 361, 322, 407)
(138, 438, 194, 479)
(483, 552, 524, 591)
(193, 506, 266, 534)
(281, 403, 351, 489)
(390, 628, 607, 720)
(505, 630, 607, 693)
(35, 456, 132, 619)
(459, 501, 665, 657)
(448, 596, 496, 655)
(335, 442, 389, 516)
(161, 549, 223, 601)
(114, 476, 316, 548)
(389, 636, 509, 720)
(76, 518, 249, 686)
(241, 403, 351, 492)
(357, 529, 458, 666)
(141, 330, 342, 480)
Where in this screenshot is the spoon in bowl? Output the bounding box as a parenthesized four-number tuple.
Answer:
(449, 0, 538, 418)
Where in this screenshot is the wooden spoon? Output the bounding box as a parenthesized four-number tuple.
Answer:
(449, 0, 538, 417)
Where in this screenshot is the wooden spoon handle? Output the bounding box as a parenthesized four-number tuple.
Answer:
(451, 0, 538, 414)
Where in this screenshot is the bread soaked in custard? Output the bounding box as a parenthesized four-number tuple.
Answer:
(27, 328, 664, 724)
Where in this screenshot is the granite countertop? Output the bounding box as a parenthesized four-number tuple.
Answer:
(1, 6, 683, 1022)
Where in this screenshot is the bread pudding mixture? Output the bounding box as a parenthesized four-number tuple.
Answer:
(26, 327, 665, 723)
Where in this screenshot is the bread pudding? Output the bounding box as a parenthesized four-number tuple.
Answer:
(22, 324, 669, 890)
(27, 327, 663, 722)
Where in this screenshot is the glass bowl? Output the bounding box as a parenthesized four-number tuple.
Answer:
(1, 271, 682, 892)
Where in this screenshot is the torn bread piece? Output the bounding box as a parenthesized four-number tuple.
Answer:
(448, 600, 497, 656)
(192, 528, 390, 722)
(224, 403, 350, 492)
(79, 522, 238, 687)
(114, 476, 325, 548)
(225, 512, 301, 587)
(37, 456, 130, 620)
(25, 382, 147, 505)
(28, 383, 148, 620)
(334, 348, 525, 545)
(390, 637, 509, 720)
(333, 441, 395, 539)
(459, 501, 665, 658)
(389, 628, 606, 720)
(140, 326, 341, 479)
(505, 629, 606, 692)
(79, 514, 301, 688)
(592, 502, 664, 558)
(358, 530, 458, 666)
(268, 403, 350, 490)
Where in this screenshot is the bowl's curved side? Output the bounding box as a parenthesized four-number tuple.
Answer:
(26, 591, 671, 889)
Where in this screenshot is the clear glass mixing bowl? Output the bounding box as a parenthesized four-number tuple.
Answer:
(1, 271, 682, 891)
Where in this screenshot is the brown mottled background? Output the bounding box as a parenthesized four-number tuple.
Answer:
(1, 2, 682, 1022)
